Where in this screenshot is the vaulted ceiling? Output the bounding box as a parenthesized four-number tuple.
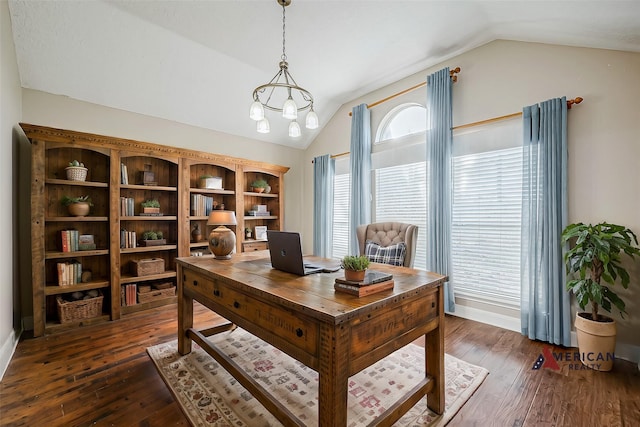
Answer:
(8, 0, 640, 148)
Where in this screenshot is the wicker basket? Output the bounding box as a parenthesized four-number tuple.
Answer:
(131, 258, 165, 276)
(57, 292, 103, 323)
(65, 166, 88, 181)
(137, 286, 175, 304)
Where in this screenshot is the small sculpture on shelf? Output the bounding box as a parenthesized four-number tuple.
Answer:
(137, 163, 157, 186)
(191, 224, 202, 242)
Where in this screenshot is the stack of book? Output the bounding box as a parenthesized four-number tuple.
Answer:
(334, 270, 394, 297)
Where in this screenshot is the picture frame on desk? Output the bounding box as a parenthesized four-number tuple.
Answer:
(254, 226, 267, 241)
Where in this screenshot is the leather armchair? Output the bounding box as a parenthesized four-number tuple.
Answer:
(356, 222, 418, 268)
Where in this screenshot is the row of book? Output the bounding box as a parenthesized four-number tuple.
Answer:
(121, 283, 137, 306)
(60, 230, 96, 252)
(120, 163, 129, 185)
(120, 229, 137, 248)
(190, 194, 216, 216)
(57, 260, 83, 286)
(120, 197, 135, 216)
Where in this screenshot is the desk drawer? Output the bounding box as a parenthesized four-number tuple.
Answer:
(183, 269, 318, 355)
(349, 289, 438, 360)
(243, 240, 268, 252)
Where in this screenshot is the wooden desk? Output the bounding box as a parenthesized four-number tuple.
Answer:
(177, 253, 447, 426)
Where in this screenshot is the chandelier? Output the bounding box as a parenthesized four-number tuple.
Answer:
(249, 0, 318, 138)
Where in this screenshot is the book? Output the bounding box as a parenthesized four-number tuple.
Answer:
(334, 270, 393, 287)
(334, 279, 394, 297)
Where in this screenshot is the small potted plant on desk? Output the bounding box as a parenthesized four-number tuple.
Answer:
(341, 255, 370, 282)
(61, 195, 93, 217)
(561, 222, 640, 371)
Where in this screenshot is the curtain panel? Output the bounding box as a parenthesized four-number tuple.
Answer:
(313, 154, 335, 257)
(426, 67, 455, 313)
(521, 97, 571, 347)
(349, 103, 372, 255)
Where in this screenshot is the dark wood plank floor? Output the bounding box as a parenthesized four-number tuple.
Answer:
(1, 304, 638, 426)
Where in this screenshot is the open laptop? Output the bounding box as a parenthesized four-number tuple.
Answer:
(267, 231, 340, 275)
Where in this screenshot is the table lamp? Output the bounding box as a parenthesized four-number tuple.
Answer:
(207, 210, 237, 259)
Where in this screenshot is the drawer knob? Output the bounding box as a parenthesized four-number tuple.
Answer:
(213, 289, 220, 297)
(233, 301, 240, 309)
(431, 301, 435, 308)
(295, 328, 304, 338)
(193, 280, 198, 286)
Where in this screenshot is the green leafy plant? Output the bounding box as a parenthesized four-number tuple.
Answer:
(341, 255, 370, 271)
(199, 174, 214, 179)
(141, 199, 160, 208)
(67, 160, 85, 168)
(251, 178, 268, 189)
(142, 230, 164, 240)
(561, 222, 640, 321)
(60, 195, 93, 206)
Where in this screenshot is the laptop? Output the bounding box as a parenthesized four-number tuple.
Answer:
(267, 231, 340, 275)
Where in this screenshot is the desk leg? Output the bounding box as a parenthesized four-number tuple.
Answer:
(425, 286, 445, 414)
(177, 264, 193, 355)
(318, 323, 349, 426)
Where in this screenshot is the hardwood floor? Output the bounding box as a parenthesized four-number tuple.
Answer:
(1, 305, 638, 426)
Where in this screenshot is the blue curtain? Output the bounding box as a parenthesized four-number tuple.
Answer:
(521, 97, 571, 347)
(426, 67, 455, 313)
(349, 103, 372, 255)
(313, 154, 335, 257)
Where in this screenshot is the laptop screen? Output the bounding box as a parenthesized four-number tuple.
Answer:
(267, 231, 322, 275)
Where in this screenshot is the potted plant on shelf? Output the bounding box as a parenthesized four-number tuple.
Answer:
(65, 160, 88, 182)
(140, 230, 166, 247)
(61, 195, 93, 217)
(250, 178, 268, 193)
(561, 222, 640, 371)
(341, 255, 370, 282)
(141, 199, 161, 215)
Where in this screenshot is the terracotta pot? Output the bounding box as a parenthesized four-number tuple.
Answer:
(68, 202, 90, 217)
(344, 269, 366, 282)
(575, 312, 617, 371)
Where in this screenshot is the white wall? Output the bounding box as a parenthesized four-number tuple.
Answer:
(304, 40, 640, 362)
(1, 0, 24, 379)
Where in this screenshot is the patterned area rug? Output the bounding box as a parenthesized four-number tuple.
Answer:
(147, 328, 488, 426)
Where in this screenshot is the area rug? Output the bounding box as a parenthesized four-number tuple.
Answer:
(147, 328, 488, 426)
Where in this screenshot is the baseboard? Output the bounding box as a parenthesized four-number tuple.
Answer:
(0, 328, 20, 381)
(449, 303, 521, 333)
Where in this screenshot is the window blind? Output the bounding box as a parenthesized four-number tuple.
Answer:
(331, 173, 350, 259)
(451, 146, 522, 305)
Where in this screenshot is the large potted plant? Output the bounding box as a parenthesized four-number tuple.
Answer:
(561, 222, 640, 371)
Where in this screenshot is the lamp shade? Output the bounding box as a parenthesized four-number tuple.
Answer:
(288, 120, 301, 138)
(207, 210, 237, 260)
(282, 96, 298, 119)
(207, 210, 237, 226)
(249, 101, 265, 121)
(257, 117, 270, 134)
(305, 109, 319, 129)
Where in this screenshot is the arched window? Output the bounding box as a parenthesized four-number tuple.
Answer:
(375, 103, 427, 143)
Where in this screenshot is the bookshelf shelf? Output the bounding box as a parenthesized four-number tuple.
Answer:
(44, 280, 110, 296)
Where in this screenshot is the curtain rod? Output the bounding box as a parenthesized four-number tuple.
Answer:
(452, 97, 583, 131)
(347, 67, 461, 117)
(313, 96, 583, 163)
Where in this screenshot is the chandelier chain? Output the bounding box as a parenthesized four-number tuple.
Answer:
(281, 2, 287, 62)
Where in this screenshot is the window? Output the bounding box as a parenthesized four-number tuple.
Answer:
(376, 103, 428, 143)
(332, 172, 350, 259)
(450, 120, 522, 307)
